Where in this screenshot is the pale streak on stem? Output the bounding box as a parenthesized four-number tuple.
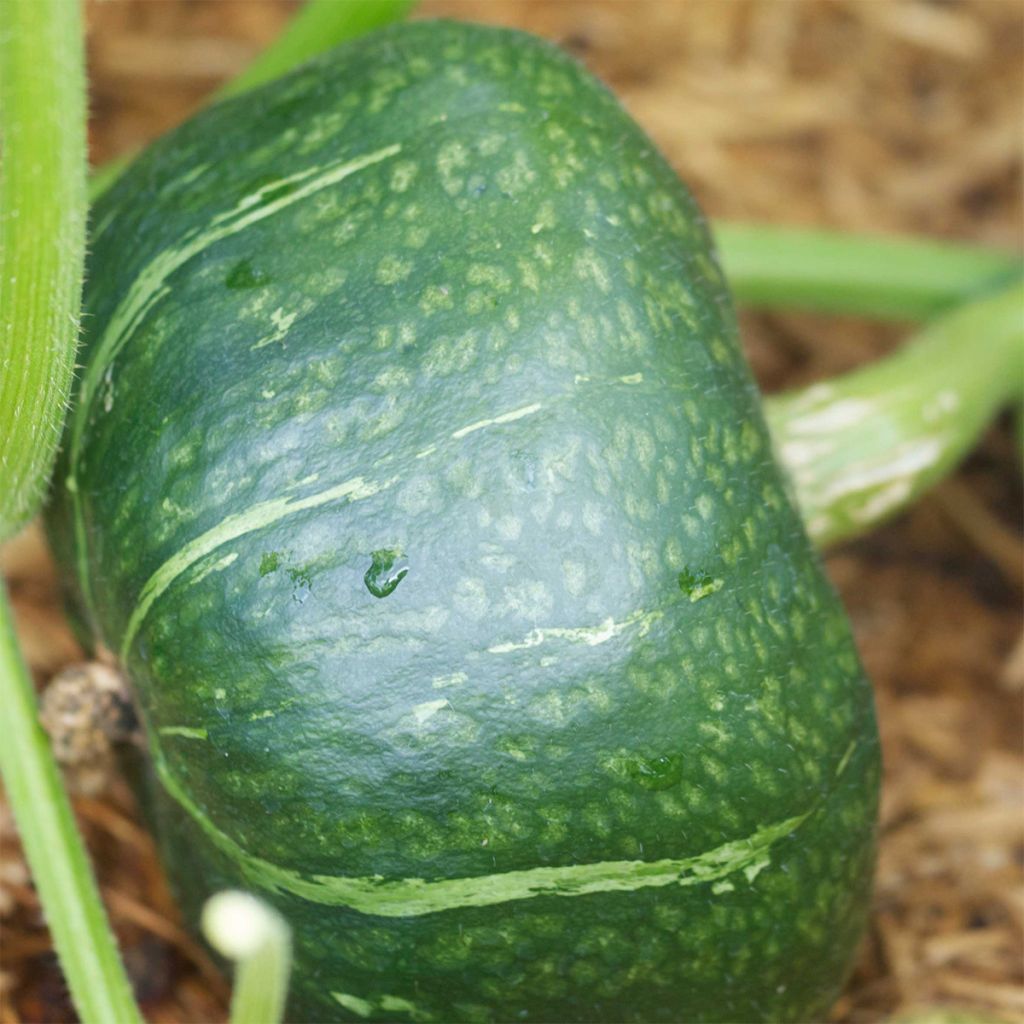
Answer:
(767, 282, 1024, 547)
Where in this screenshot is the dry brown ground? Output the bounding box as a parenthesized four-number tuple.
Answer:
(2, 2, 1022, 1022)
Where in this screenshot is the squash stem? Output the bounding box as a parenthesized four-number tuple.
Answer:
(0, 585, 143, 1024)
(716, 222, 1021, 322)
(203, 891, 293, 1024)
(766, 281, 1024, 546)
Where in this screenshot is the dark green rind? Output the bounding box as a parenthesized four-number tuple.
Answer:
(48, 21, 879, 1022)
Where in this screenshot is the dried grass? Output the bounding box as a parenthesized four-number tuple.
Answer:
(2, 1, 1021, 1021)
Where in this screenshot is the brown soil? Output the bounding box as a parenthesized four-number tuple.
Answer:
(2, 2, 1021, 1021)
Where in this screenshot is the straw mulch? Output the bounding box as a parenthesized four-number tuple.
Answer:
(2, 2, 1021, 1022)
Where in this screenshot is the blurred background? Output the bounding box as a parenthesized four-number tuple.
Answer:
(1, 2, 1021, 1021)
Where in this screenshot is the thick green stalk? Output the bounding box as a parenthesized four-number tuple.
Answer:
(0, 0, 87, 539)
(91, 0, 418, 201)
(0, 585, 142, 1024)
(0, 2, 142, 1020)
(767, 282, 1024, 546)
(203, 891, 293, 1024)
(217, 0, 417, 101)
(716, 222, 1020, 321)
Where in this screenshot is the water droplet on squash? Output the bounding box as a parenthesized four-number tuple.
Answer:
(364, 549, 409, 598)
(627, 754, 683, 791)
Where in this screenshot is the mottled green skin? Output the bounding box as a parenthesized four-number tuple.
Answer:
(49, 21, 879, 1023)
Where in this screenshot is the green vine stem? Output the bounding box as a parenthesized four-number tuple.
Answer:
(715, 222, 1020, 321)
(766, 281, 1024, 546)
(0, 1, 143, 1020)
(0, 0, 87, 539)
(202, 891, 293, 1024)
(0, 587, 143, 1023)
(217, 0, 417, 101)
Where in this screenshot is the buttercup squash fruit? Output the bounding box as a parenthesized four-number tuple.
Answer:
(49, 21, 880, 1023)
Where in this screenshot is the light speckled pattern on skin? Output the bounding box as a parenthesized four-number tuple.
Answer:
(48, 20, 880, 1023)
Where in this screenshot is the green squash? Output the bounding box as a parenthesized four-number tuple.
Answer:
(48, 20, 879, 1023)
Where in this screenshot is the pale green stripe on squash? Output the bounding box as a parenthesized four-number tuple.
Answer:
(119, 474, 394, 662)
(151, 733, 812, 918)
(68, 144, 403, 618)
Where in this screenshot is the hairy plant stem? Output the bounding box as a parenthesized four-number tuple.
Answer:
(0, 0, 87, 539)
(0, 1, 142, 1018)
(766, 282, 1024, 546)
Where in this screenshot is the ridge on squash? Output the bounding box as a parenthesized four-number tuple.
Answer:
(48, 20, 880, 1023)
